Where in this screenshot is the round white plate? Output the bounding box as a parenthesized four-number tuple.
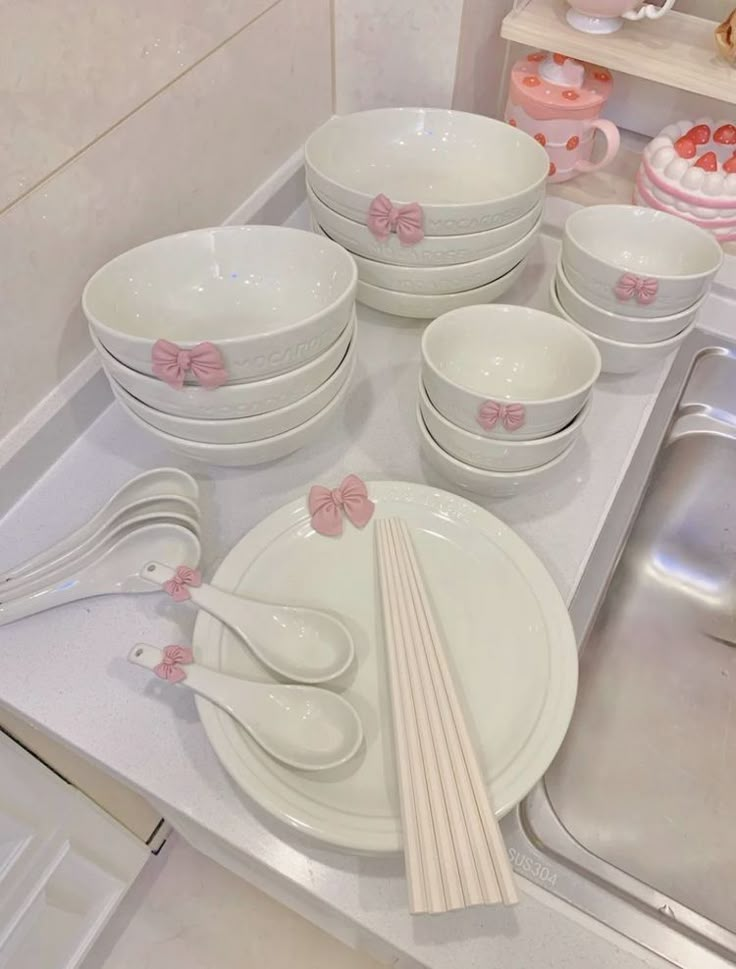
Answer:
(192, 481, 578, 853)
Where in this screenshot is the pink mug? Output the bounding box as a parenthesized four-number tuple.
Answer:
(505, 52, 620, 184)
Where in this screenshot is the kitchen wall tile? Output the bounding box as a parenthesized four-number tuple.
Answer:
(0, 0, 280, 211)
(453, 0, 511, 118)
(333, 0, 463, 113)
(0, 0, 332, 440)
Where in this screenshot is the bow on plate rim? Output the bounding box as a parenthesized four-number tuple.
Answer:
(477, 400, 526, 433)
(613, 272, 660, 306)
(367, 193, 425, 247)
(308, 473, 375, 537)
(151, 339, 228, 390)
(153, 644, 194, 683)
(163, 565, 202, 602)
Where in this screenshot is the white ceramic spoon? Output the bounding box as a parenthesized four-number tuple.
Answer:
(129, 642, 363, 771)
(140, 561, 355, 684)
(0, 498, 200, 599)
(0, 468, 199, 585)
(0, 523, 200, 626)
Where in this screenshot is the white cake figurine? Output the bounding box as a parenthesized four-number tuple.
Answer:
(637, 119, 736, 243)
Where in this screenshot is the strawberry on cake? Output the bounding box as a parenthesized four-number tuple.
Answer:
(637, 119, 736, 242)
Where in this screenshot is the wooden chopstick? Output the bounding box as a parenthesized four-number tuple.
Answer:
(376, 521, 440, 912)
(375, 517, 518, 913)
(381, 520, 465, 911)
(394, 518, 518, 906)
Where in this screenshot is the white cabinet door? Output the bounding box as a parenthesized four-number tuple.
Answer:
(0, 731, 148, 969)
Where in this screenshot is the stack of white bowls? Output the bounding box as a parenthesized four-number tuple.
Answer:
(305, 108, 550, 320)
(418, 305, 601, 497)
(550, 205, 723, 374)
(82, 226, 357, 467)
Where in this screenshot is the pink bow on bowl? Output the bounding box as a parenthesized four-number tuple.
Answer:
(308, 474, 375, 537)
(153, 644, 194, 683)
(163, 565, 202, 602)
(367, 194, 425, 246)
(613, 273, 659, 306)
(151, 340, 228, 390)
(477, 401, 526, 433)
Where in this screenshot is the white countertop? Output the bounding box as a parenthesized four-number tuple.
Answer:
(2, 209, 732, 969)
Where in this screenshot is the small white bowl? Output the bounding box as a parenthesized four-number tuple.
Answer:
(308, 183, 541, 267)
(356, 259, 527, 320)
(90, 317, 354, 420)
(83, 225, 357, 381)
(549, 278, 695, 375)
(313, 215, 541, 295)
(556, 260, 704, 344)
(421, 304, 600, 439)
(561, 205, 722, 318)
(417, 407, 576, 498)
(419, 380, 590, 473)
(113, 351, 356, 467)
(305, 108, 549, 235)
(111, 337, 355, 445)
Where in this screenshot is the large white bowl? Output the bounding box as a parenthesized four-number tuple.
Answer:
(113, 351, 356, 467)
(357, 259, 527, 320)
(418, 407, 576, 498)
(556, 260, 704, 344)
(419, 380, 590, 473)
(308, 183, 541, 267)
(111, 337, 355, 445)
(83, 225, 357, 382)
(421, 304, 600, 440)
(90, 316, 354, 420)
(561, 205, 722, 318)
(313, 215, 541, 295)
(549, 278, 695, 375)
(305, 108, 549, 235)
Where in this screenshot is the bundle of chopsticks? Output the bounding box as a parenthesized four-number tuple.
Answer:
(376, 517, 518, 914)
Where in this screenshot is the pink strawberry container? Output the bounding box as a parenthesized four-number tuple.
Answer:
(505, 51, 620, 183)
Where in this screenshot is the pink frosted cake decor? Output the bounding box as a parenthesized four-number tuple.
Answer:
(638, 118, 736, 243)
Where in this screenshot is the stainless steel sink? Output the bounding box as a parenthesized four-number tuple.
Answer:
(502, 330, 736, 969)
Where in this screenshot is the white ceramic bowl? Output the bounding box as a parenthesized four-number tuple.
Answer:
(113, 350, 356, 467)
(305, 108, 549, 235)
(83, 225, 357, 382)
(111, 337, 355, 445)
(313, 215, 541, 295)
(549, 278, 695, 374)
(421, 304, 601, 440)
(90, 317, 355, 420)
(308, 183, 541, 267)
(357, 259, 527, 320)
(417, 407, 576, 498)
(419, 380, 590, 473)
(556, 260, 704, 344)
(561, 205, 722, 318)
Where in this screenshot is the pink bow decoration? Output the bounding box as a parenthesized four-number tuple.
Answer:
(308, 474, 375, 537)
(613, 273, 659, 306)
(151, 340, 228, 390)
(163, 565, 202, 602)
(477, 400, 526, 433)
(367, 194, 425, 246)
(153, 644, 194, 684)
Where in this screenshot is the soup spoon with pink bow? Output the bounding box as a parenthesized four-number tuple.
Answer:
(129, 643, 363, 771)
(140, 561, 355, 684)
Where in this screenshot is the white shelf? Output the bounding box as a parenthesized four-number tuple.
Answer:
(501, 0, 736, 105)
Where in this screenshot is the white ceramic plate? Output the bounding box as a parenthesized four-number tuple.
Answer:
(192, 481, 578, 853)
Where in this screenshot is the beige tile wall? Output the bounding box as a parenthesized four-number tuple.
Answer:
(1, 0, 332, 441)
(1, 0, 278, 212)
(333, 0, 464, 113)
